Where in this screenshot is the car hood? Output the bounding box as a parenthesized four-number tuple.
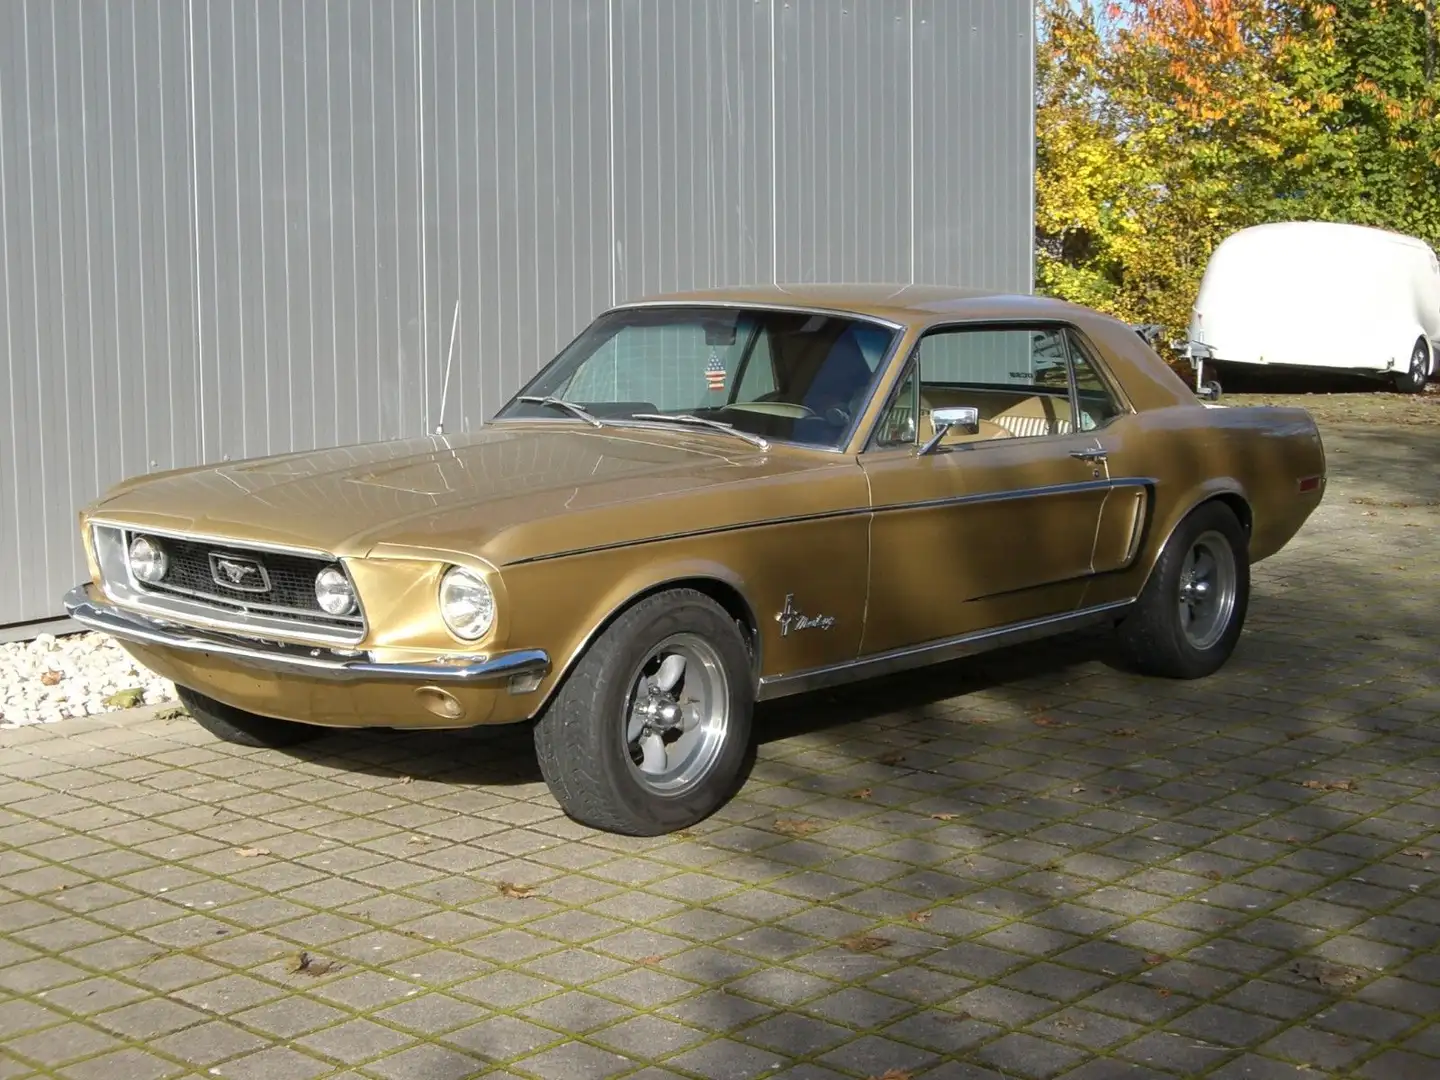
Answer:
(88, 423, 846, 563)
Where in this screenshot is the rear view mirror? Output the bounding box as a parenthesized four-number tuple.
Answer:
(921, 406, 980, 455)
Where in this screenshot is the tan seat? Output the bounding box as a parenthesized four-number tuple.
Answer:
(990, 395, 1072, 438)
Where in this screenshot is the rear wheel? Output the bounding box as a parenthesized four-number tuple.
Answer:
(1394, 338, 1430, 394)
(175, 685, 325, 748)
(534, 589, 753, 835)
(1113, 501, 1250, 679)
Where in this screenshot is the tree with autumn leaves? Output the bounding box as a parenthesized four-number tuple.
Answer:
(1036, 0, 1440, 362)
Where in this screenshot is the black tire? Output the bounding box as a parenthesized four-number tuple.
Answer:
(1394, 339, 1430, 394)
(534, 589, 754, 836)
(175, 685, 325, 748)
(1113, 500, 1250, 679)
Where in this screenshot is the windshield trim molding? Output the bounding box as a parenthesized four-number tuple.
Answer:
(601, 298, 908, 333)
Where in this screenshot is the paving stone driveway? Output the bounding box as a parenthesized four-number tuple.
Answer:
(3, 420, 1438, 1080)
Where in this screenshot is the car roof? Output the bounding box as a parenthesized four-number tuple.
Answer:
(612, 283, 1093, 328)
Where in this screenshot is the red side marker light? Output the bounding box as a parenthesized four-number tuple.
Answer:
(1298, 475, 1323, 494)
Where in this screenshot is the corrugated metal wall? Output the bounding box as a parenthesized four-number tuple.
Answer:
(0, 0, 1034, 631)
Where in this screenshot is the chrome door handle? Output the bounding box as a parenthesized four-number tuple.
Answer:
(1070, 449, 1107, 462)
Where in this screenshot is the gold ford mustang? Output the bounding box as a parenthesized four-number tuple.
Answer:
(66, 285, 1326, 835)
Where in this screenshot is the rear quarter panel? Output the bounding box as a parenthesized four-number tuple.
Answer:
(1087, 402, 1325, 609)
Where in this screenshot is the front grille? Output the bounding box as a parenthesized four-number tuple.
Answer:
(128, 532, 363, 631)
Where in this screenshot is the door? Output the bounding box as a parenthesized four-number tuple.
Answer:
(858, 323, 1115, 656)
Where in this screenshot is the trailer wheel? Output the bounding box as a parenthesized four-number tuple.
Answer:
(1394, 339, 1431, 394)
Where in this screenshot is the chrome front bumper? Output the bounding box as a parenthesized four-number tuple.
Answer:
(63, 585, 550, 685)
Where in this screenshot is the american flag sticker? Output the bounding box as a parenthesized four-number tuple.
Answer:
(704, 351, 727, 392)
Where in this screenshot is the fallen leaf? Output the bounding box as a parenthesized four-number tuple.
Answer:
(40, 670, 63, 686)
(233, 847, 271, 858)
(638, 955, 663, 965)
(1301, 778, 1356, 792)
(153, 706, 186, 721)
(1103, 787, 1121, 796)
(868, 1070, 912, 1080)
(103, 688, 144, 709)
(1205, 870, 1223, 881)
(839, 933, 891, 953)
(1070, 785, 1085, 794)
(1033, 716, 1060, 727)
(397, 776, 413, 785)
(1291, 958, 1362, 990)
(877, 751, 907, 766)
(405, 835, 432, 846)
(289, 950, 339, 977)
(1400, 848, 1430, 860)
(850, 788, 873, 800)
(930, 812, 958, 821)
(497, 881, 537, 899)
(907, 910, 932, 923)
(1157, 987, 1171, 998)
(1143, 953, 1167, 965)
(773, 818, 822, 838)
(1110, 727, 1139, 737)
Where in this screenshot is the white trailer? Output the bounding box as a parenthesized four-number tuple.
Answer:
(1187, 221, 1440, 393)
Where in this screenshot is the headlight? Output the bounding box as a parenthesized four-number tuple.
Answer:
(315, 566, 358, 616)
(438, 566, 495, 641)
(127, 536, 168, 584)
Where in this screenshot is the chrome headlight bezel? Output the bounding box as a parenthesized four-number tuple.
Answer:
(438, 565, 497, 642)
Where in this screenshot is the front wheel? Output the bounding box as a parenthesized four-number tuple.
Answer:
(1394, 339, 1431, 394)
(175, 686, 325, 748)
(1113, 500, 1250, 679)
(533, 589, 753, 835)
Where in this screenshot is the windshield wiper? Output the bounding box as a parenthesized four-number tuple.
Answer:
(629, 413, 769, 450)
(515, 395, 604, 427)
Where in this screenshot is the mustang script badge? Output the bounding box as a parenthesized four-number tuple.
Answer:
(775, 593, 836, 637)
(208, 553, 271, 593)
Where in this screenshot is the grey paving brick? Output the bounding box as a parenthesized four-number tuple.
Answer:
(519, 991, 634, 1033)
(441, 1014, 558, 1059)
(1358, 1050, 1440, 1080)
(667, 1038, 790, 1080)
(57, 1047, 187, 1080)
(975, 1033, 1088, 1079)
(6, 1022, 124, 1067)
(365, 1044, 488, 1080)
(150, 1020, 271, 1066)
(1261, 1025, 1372, 1070)
(1311, 1000, 1418, 1041)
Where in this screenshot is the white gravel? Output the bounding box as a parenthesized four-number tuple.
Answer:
(0, 631, 175, 728)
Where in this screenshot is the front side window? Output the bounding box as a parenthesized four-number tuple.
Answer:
(497, 306, 899, 449)
(872, 323, 1124, 449)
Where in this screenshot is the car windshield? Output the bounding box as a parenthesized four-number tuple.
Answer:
(494, 306, 900, 450)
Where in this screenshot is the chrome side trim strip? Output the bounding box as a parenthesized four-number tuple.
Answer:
(506, 477, 1158, 567)
(63, 586, 550, 685)
(755, 599, 1134, 701)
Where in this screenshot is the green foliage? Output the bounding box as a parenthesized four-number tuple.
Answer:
(1036, 0, 1440, 362)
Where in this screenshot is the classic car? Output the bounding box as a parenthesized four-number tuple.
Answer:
(65, 285, 1327, 835)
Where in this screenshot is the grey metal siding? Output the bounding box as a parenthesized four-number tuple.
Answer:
(0, 0, 1033, 630)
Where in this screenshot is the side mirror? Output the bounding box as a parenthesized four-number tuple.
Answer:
(920, 406, 980, 455)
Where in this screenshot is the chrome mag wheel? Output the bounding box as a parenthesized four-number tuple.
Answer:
(623, 632, 731, 796)
(1177, 529, 1238, 650)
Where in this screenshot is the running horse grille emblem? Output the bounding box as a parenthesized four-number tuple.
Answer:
(208, 553, 272, 594)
